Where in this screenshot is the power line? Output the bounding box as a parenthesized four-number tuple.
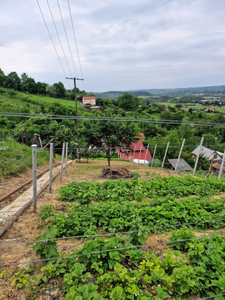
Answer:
(36, 0, 70, 89)
(57, 0, 78, 81)
(46, 0, 73, 78)
(67, 0, 85, 91)
(36, 0, 71, 90)
(1, 112, 225, 126)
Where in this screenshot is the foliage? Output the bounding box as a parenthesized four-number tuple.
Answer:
(33, 226, 59, 261)
(57, 176, 225, 204)
(170, 228, 196, 251)
(8, 88, 17, 98)
(117, 93, 138, 111)
(81, 111, 139, 166)
(0, 138, 50, 181)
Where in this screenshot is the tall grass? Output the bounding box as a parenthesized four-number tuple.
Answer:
(0, 138, 50, 182)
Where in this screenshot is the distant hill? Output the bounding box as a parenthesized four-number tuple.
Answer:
(91, 85, 225, 99)
(92, 91, 152, 99)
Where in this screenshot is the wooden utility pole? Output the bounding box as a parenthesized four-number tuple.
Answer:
(66, 77, 84, 162)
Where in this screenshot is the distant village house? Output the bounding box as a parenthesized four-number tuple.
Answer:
(82, 96, 96, 106)
(192, 146, 223, 161)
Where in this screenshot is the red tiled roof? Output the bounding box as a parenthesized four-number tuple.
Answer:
(117, 133, 152, 160)
(83, 96, 96, 100)
(212, 163, 225, 171)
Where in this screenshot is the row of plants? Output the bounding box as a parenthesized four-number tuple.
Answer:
(57, 176, 225, 204)
(39, 194, 225, 244)
(5, 230, 225, 299)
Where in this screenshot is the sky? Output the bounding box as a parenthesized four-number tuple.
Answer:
(0, 0, 225, 92)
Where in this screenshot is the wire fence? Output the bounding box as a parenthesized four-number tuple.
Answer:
(1, 216, 225, 246)
(1, 112, 225, 127)
(1, 234, 225, 268)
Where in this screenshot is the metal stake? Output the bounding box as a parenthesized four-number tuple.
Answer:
(175, 139, 185, 171)
(161, 142, 169, 168)
(32, 145, 37, 213)
(65, 142, 68, 175)
(133, 146, 136, 162)
(49, 143, 53, 193)
(143, 144, 149, 165)
(193, 137, 204, 175)
(60, 143, 65, 183)
(151, 145, 157, 167)
(218, 150, 225, 179)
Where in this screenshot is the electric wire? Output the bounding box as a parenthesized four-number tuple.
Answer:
(67, 0, 85, 90)
(57, 0, 78, 81)
(1, 112, 225, 127)
(1, 234, 225, 267)
(46, 0, 73, 78)
(36, 0, 70, 88)
(36, 0, 71, 90)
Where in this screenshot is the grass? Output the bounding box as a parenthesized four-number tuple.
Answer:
(0, 90, 84, 112)
(0, 138, 50, 182)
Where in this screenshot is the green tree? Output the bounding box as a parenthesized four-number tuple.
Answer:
(8, 89, 17, 98)
(26, 77, 37, 94)
(0, 68, 5, 87)
(36, 82, 47, 95)
(117, 93, 138, 111)
(4, 71, 21, 90)
(21, 72, 29, 91)
(53, 82, 66, 98)
(81, 112, 139, 166)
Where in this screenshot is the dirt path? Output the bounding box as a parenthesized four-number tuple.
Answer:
(0, 159, 61, 210)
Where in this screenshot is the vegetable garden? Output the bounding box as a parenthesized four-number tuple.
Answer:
(3, 176, 225, 299)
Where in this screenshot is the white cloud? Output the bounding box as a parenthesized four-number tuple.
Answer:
(0, 0, 225, 91)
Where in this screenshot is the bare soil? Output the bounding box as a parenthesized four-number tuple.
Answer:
(103, 166, 133, 179)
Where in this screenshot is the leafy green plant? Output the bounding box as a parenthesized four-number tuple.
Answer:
(170, 228, 196, 251)
(131, 172, 141, 180)
(33, 226, 59, 261)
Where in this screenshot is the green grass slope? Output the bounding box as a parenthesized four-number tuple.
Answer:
(0, 138, 50, 181)
(0, 90, 84, 112)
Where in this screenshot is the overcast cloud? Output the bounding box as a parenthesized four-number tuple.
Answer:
(0, 0, 224, 92)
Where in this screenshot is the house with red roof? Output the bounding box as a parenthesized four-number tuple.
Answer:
(117, 133, 152, 164)
(82, 96, 96, 106)
(205, 107, 214, 111)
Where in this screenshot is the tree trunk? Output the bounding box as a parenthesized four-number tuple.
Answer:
(107, 152, 110, 167)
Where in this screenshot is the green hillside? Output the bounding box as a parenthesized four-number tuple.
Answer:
(0, 89, 84, 112)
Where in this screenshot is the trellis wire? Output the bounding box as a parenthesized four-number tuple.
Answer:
(1, 112, 225, 127)
(1, 217, 225, 245)
(1, 234, 225, 267)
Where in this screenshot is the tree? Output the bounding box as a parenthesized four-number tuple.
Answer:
(117, 93, 138, 111)
(26, 77, 37, 94)
(8, 89, 17, 98)
(0, 68, 5, 87)
(53, 82, 66, 98)
(81, 112, 139, 166)
(4, 71, 21, 90)
(21, 73, 29, 91)
(36, 82, 47, 95)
